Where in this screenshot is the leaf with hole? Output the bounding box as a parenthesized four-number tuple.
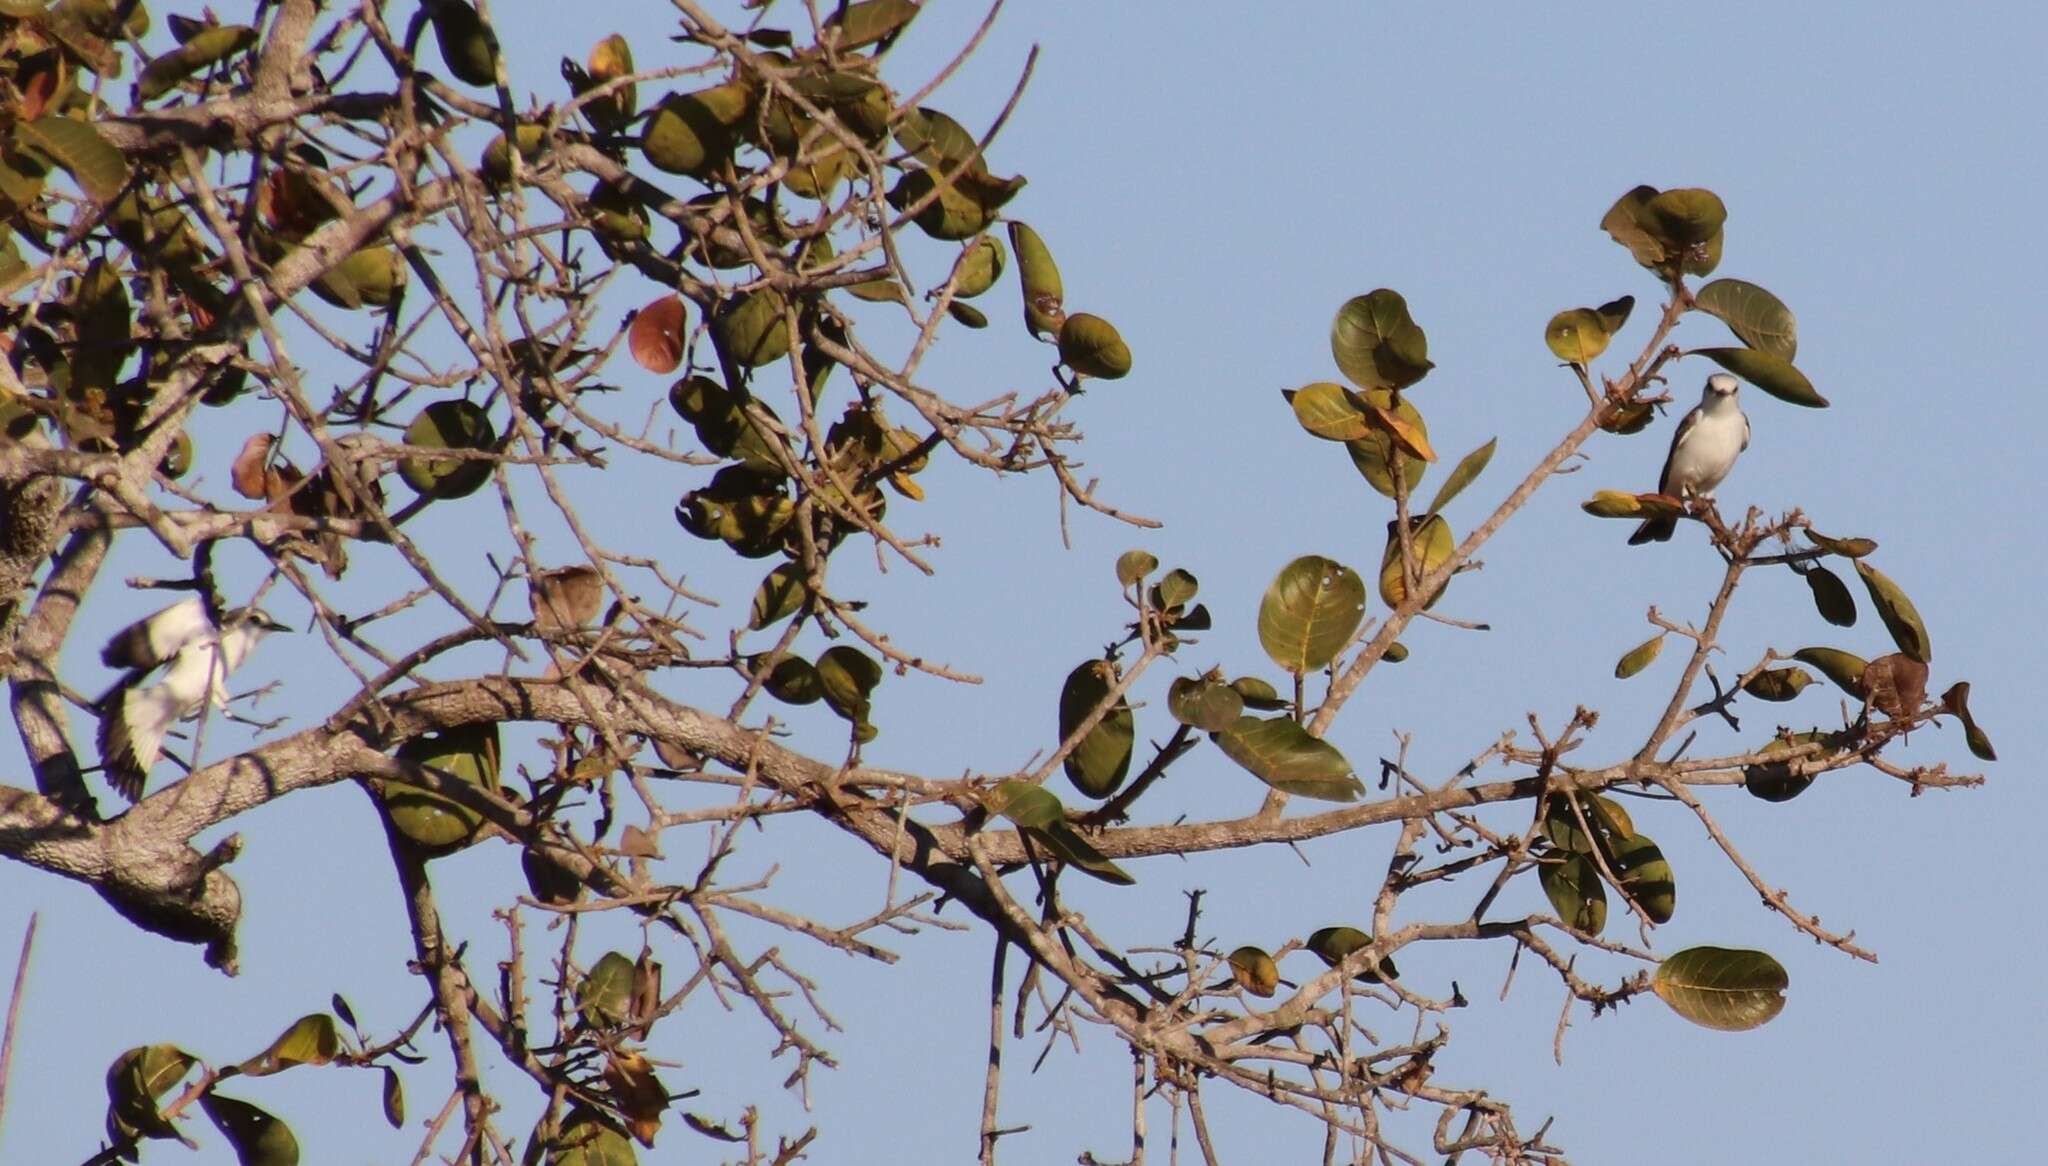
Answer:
(376, 723, 502, 855)
(239, 1014, 341, 1076)
(1213, 716, 1362, 802)
(1610, 832, 1675, 924)
(198, 1093, 300, 1166)
(1539, 852, 1608, 935)
(1544, 308, 1610, 364)
(1257, 555, 1366, 674)
(1653, 946, 1788, 1031)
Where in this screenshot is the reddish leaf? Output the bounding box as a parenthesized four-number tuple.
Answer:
(628, 294, 686, 373)
(1861, 652, 1928, 718)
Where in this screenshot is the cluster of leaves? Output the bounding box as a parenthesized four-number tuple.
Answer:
(102, 1007, 405, 1166)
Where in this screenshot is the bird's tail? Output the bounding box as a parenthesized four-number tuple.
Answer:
(1628, 516, 1677, 545)
(96, 689, 157, 803)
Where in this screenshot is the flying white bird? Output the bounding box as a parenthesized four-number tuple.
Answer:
(1629, 373, 1751, 545)
(96, 600, 287, 802)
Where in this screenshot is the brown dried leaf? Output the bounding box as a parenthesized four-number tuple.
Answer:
(628, 294, 686, 373)
(1860, 652, 1928, 718)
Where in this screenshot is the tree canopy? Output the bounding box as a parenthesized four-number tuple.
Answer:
(0, 3, 2004, 1165)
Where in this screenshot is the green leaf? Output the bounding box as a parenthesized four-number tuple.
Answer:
(105, 1044, 198, 1142)
(239, 1014, 341, 1076)
(1227, 946, 1280, 996)
(984, 777, 1064, 829)
(1229, 676, 1288, 711)
(137, 23, 256, 101)
(376, 723, 503, 855)
(1595, 295, 1635, 334)
(1645, 188, 1727, 247)
(1057, 660, 1135, 799)
(1692, 348, 1828, 408)
(16, 115, 128, 202)
(1614, 634, 1664, 679)
(198, 1093, 300, 1166)
(1600, 185, 1669, 269)
(1286, 381, 1371, 441)
(1330, 290, 1432, 391)
(1741, 667, 1814, 702)
(1544, 308, 1611, 364)
(1941, 682, 1996, 762)
(1803, 530, 1878, 558)
(1539, 795, 1635, 856)
(1653, 946, 1788, 1032)
(1057, 312, 1132, 379)
(1804, 565, 1857, 627)
(823, 0, 920, 50)
(380, 1066, 404, 1129)
(1854, 560, 1931, 663)
(1304, 926, 1397, 982)
(1032, 821, 1135, 885)
(756, 653, 822, 705)
(1257, 555, 1366, 674)
(1378, 515, 1454, 610)
(1694, 279, 1797, 361)
(982, 780, 1132, 882)
(1742, 729, 1840, 802)
(747, 562, 809, 630)
(428, 0, 497, 87)
(1538, 852, 1608, 934)
(1792, 647, 1869, 697)
(1426, 437, 1494, 513)
(1152, 568, 1198, 611)
(577, 951, 636, 1028)
(1114, 549, 1157, 586)
(1167, 676, 1245, 732)
(711, 289, 792, 368)
(545, 1106, 639, 1166)
(954, 233, 1007, 298)
(1610, 832, 1676, 924)
(399, 400, 497, 499)
(1213, 716, 1363, 802)
(1007, 220, 1064, 338)
(816, 644, 882, 725)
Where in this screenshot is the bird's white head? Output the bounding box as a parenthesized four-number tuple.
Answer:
(1705, 373, 1740, 399)
(224, 607, 290, 635)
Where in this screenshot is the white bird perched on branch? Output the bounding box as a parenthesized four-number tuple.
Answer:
(96, 599, 288, 802)
(1629, 372, 1751, 545)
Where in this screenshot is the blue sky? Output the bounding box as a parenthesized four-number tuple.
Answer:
(4, 3, 2042, 1163)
